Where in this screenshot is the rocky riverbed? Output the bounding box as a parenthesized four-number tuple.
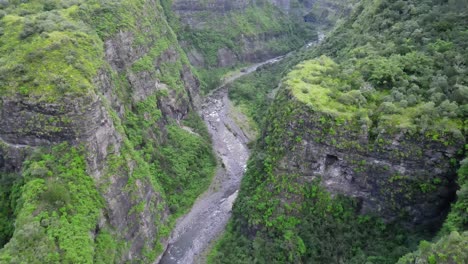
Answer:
(158, 57, 283, 264)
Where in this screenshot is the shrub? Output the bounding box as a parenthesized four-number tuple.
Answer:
(19, 19, 37, 39)
(41, 180, 71, 209)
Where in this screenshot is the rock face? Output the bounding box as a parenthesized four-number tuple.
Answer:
(270, 89, 461, 227)
(0, 0, 207, 262)
(171, 0, 310, 68)
(94, 21, 202, 260)
(170, 0, 356, 69)
(172, 0, 250, 28)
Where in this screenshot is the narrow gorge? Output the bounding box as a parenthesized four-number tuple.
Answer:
(0, 0, 466, 264)
(160, 58, 283, 264)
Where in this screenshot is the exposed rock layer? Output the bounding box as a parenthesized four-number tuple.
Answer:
(271, 88, 460, 227)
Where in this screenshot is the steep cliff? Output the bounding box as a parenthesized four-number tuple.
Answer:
(0, 0, 215, 262)
(398, 158, 468, 263)
(165, 0, 314, 92)
(171, 0, 306, 65)
(209, 0, 467, 263)
(170, 0, 355, 63)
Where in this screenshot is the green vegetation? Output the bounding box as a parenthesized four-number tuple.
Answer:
(157, 125, 216, 216)
(285, 55, 463, 138)
(120, 93, 216, 220)
(179, 3, 303, 67)
(398, 231, 468, 264)
(209, 87, 429, 263)
(171, 1, 314, 93)
(0, 144, 107, 263)
(0, 173, 22, 247)
(1, 0, 466, 262)
(398, 156, 468, 264)
(210, 0, 467, 263)
(0, 2, 103, 101)
(307, 0, 468, 135)
(286, 56, 364, 118)
(304, 0, 357, 28)
(0, 0, 193, 100)
(94, 230, 119, 264)
(210, 183, 425, 263)
(0, 0, 216, 261)
(443, 157, 468, 233)
(228, 59, 289, 127)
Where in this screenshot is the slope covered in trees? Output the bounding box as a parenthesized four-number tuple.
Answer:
(0, 0, 216, 262)
(209, 0, 467, 263)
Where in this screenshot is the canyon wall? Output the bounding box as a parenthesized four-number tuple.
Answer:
(0, 0, 214, 262)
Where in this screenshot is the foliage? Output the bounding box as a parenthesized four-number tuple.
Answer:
(228, 58, 290, 126)
(0, 144, 105, 263)
(211, 0, 468, 263)
(94, 230, 118, 264)
(0, 173, 22, 247)
(397, 155, 468, 263)
(121, 94, 216, 220)
(442, 157, 468, 233)
(181, 111, 212, 143)
(0, 4, 103, 101)
(210, 86, 429, 263)
(285, 55, 463, 138)
(0, 0, 217, 261)
(174, 1, 313, 93)
(397, 231, 468, 264)
(156, 125, 216, 216)
(179, 3, 306, 66)
(305, 0, 468, 133)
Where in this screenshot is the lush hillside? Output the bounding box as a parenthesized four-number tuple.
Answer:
(0, 0, 466, 263)
(0, 0, 216, 262)
(209, 0, 467, 263)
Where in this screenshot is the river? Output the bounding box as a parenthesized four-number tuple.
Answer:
(158, 57, 284, 264)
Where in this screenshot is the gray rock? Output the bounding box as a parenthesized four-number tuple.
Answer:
(269, 90, 462, 228)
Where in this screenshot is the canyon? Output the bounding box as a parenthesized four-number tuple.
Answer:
(0, 0, 466, 263)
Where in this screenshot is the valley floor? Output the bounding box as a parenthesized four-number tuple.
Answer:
(159, 58, 283, 264)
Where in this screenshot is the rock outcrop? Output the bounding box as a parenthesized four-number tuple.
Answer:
(171, 0, 311, 68)
(0, 0, 210, 262)
(273, 89, 460, 227)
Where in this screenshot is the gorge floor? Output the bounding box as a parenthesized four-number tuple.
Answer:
(158, 57, 284, 264)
